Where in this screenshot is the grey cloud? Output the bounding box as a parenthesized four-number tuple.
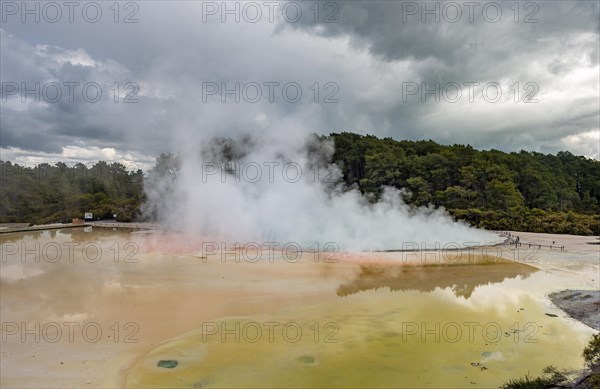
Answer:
(0, 1, 598, 163)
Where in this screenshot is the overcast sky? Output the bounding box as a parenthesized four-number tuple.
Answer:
(1, 0, 599, 170)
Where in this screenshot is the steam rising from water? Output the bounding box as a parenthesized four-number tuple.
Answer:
(143, 132, 500, 251)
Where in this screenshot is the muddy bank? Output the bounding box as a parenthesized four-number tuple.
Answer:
(549, 290, 600, 330)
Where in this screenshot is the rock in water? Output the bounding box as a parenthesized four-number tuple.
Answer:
(157, 360, 178, 369)
(298, 355, 316, 364)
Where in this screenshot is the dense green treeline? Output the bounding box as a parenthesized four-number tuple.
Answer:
(1, 133, 599, 234)
(329, 132, 600, 235)
(0, 161, 144, 224)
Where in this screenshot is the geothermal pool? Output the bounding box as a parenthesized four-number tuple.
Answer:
(0, 228, 595, 388)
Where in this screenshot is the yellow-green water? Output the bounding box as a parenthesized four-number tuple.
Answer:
(125, 264, 594, 388)
(0, 228, 595, 388)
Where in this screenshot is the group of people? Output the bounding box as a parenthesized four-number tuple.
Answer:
(499, 231, 520, 245)
(498, 231, 564, 251)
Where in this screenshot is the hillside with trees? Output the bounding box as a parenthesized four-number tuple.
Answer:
(329, 132, 599, 235)
(0, 161, 144, 224)
(1, 133, 598, 234)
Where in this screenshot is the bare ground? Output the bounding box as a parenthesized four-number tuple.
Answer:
(503, 231, 599, 331)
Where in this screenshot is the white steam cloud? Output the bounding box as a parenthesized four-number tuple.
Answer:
(143, 130, 501, 251)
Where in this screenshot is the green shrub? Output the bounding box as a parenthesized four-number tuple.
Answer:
(501, 366, 568, 389)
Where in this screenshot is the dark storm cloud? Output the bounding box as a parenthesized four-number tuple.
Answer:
(0, 1, 598, 163)
(0, 108, 61, 153)
(286, 1, 599, 64)
(0, 27, 177, 158)
(281, 0, 599, 156)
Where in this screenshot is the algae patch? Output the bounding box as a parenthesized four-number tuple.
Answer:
(157, 360, 178, 369)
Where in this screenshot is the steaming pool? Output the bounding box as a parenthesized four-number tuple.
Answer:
(0, 228, 594, 388)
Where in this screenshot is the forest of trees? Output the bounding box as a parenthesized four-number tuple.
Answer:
(1, 132, 599, 235)
(0, 161, 144, 224)
(329, 132, 599, 235)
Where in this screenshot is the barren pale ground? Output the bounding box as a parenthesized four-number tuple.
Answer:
(502, 231, 599, 289)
